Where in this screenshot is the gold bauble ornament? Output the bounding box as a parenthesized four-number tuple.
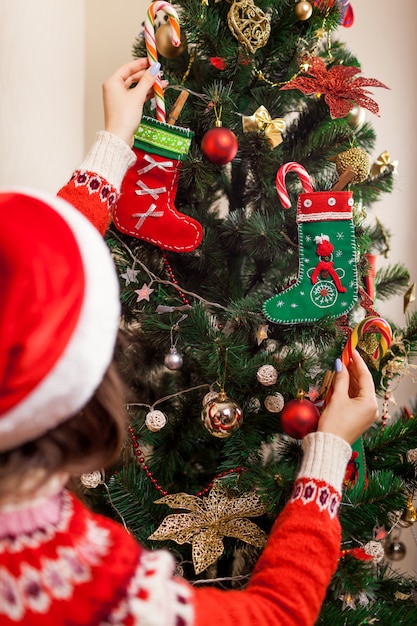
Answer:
(155, 23, 187, 58)
(335, 147, 370, 184)
(227, 0, 271, 54)
(295, 1, 313, 20)
(201, 390, 243, 438)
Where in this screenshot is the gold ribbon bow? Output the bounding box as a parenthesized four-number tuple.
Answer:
(242, 105, 286, 149)
(371, 151, 398, 177)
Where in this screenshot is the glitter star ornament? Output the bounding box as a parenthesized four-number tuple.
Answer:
(256, 324, 269, 345)
(120, 266, 139, 285)
(134, 283, 154, 302)
(281, 56, 389, 119)
(148, 481, 268, 574)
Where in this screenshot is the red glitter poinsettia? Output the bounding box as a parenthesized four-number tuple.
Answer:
(281, 56, 389, 119)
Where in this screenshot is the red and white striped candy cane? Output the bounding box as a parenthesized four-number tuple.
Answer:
(341, 316, 392, 367)
(275, 162, 314, 209)
(145, 1, 181, 123)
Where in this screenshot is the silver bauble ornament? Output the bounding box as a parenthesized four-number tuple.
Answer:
(347, 105, 366, 130)
(164, 347, 183, 370)
(201, 390, 243, 438)
(384, 539, 406, 561)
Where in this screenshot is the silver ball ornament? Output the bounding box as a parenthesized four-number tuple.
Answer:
(347, 105, 366, 130)
(201, 390, 243, 438)
(164, 347, 183, 370)
(384, 539, 406, 561)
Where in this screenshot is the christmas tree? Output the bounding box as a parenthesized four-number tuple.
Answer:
(84, 0, 417, 622)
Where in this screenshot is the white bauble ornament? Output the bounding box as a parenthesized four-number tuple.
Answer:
(145, 410, 167, 432)
(264, 392, 285, 413)
(256, 364, 278, 386)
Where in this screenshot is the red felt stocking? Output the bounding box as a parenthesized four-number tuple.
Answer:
(113, 116, 203, 253)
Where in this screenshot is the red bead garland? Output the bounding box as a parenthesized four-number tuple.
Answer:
(162, 251, 190, 306)
(128, 426, 245, 497)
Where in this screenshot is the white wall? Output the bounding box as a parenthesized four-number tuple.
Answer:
(84, 0, 148, 150)
(0, 0, 84, 192)
(342, 2, 417, 577)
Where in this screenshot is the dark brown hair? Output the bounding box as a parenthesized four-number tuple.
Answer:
(0, 362, 126, 499)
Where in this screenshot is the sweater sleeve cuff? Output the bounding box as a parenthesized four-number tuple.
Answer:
(78, 131, 136, 192)
(298, 432, 352, 494)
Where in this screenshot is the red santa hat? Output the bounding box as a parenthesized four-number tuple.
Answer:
(314, 234, 334, 257)
(0, 189, 120, 452)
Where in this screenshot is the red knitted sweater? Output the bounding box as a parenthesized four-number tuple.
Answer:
(0, 468, 344, 626)
(0, 131, 353, 626)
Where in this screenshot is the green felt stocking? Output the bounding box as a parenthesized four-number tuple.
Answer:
(263, 188, 358, 324)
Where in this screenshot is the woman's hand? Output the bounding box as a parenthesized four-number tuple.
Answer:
(318, 351, 379, 445)
(102, 58, 161, 146)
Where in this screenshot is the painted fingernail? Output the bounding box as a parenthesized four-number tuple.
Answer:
(335, 358, 342, 373)
(150, 62, 161, 76)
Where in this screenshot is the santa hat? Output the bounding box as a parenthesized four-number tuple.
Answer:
(0, 189, 120, 452)
(314, 234, 334, 257)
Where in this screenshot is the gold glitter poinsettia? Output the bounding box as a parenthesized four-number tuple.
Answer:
(281, 56, 389, 119)
(148, 481, 268, 575)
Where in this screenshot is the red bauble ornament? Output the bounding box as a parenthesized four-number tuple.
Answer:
(280, 394, 320, 439)
(201, 125, 238, 165)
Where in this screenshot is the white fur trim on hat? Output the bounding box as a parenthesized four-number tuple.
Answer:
(0, 189, 120, 452)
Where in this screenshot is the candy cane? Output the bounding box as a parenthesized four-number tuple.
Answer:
(341, 316, 393, 367)
(145, 1, 181, 122)
(276, 162, 314, 209)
